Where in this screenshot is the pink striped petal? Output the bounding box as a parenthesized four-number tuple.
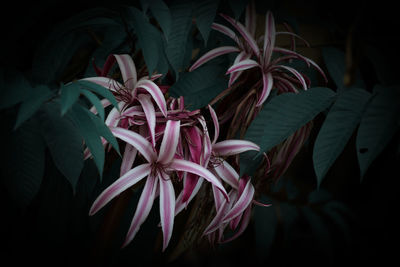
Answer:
(114, 54, 137, 90)
(169, 159, 229, 201)
(189, 46, 240, 72)
(111, 127, 156, 162)
(208, 105, 219, 145)
(212, 140, 260, 156)
(213, 161, 240, 190)
(175, 178, 203, 216)
(256, 71, 273, 107)
(81, 77, 123, 92)
(245, 0, 256, 37)
(226, 59, 259, 74)
(122, 174, 158, 247)
(158, 171, 175, 251)
(263, 11, 276, 65)
(228, 51, 251, 86)
(137, 94, 156, 147)
(89, 163, 151, 215)
(105, 102, 125, 127)
(135, 79, 167, 117)
(222, 179, 254, 223)
(275, 65, 307, 90)
(220, 13, 260, 57)
(211, 23, 240, 45)
(158, 120, 180, 164)
(184, 126, 202, 163)
(101, 54, 117, 77)
(182, 172, 200, 203)
(120, 144, 138, 176)
(220, 205, 252, 244)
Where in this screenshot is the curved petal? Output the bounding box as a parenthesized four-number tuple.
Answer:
(111, 127, 156, 162)
(120, 144, 137, 176)
(213, 161, 239, 190)
(212, 140, 260, 156)
(135, 80, 167, 117)
(89, 163, 151, 215)
(228, 51, 251, 86)
(226, 59, 259, 74)
(175, 178, 203, 216)
(158, 120, 181, 164)
(137, 94, 156, 147)
(159, 171, 175, 252)
(122, 174, 158, 248)
(114, 54, 137, 90)
(105, 102, 125, 127)
(256, 71, 274, 107)
(208, 105, 219, 145)
(275, 65, 307, 90)
(220, 205, 252, 244)
(189, 46, 240, 72)
(181, 172, 199, 204)
(222, 179, 255, 223)
(263, 11, 276, 65)
(82, 77, 123, 92)
(170, 159, 229, 201)
(211, 23, 240, 45)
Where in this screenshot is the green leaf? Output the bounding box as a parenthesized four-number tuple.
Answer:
(356, 85, 400, 178)
(169, 64, 227, 109)
(165, 0, 193, 77)
(80, 88, 105, 121)
(3, 117, 45, 210)
(321, 47, 365, 91)
(39, 102, 84, 192)
(194, 0, 219, 44)
(68, 103, 105, 176)
(241, 87, 336, 176)
(14, 85, 53, 129)
(60, 82, 81, 115)
(313, 88, 371, 186)
(0, 68, 31, 109)
(150, 0, 172, 39)
(76, 80, 118, 109)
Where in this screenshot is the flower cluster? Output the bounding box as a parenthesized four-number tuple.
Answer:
(84, 54, 261, 251)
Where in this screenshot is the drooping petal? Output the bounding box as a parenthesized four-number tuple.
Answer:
(263, 11, 276, 65)
(137, 94, 156, 147)
(256, 71, 273, 107)
(89, 163, 151, 215)
(208, 105, 219, 145)
(114, 54, 137, 90)
(222, 178, 255, 223)
(275, 65, 307, 90)
(226, 59, 259, 74)
(189, 46, 240, 72)
(228, 51, 251, 86)
(82, 77, 123, 92)
(120, 144, 138, 176)
(182, 172, 200, 203)
(245, 0, 256, 37)
(220, 13, 260, 57)
(213, 160, 240, 190)
(135, 79, 167, 117)
(122, 174, 158, 247)
(169, 159, 229, 201)
(111, 127, 156, 162)
(175, 178, 203, 216)
(211, 23, 240, 45)
(220, 205, 252, 244)
(212, 140, 260, 156)
(158, 171, 175, 252)
(158, 120, 181, 164)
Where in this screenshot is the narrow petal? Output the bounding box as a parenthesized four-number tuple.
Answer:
(135, 79, 167, 117)
(245, 0, 256, 37)
(114, 54, 137, 90)
(182, 173, 200, 203)
(220, 13, 260, 57)
(184, 126, 202, 164)
(170, 159, 229, 201)
(175, 178, 203, 216)
(158, 120, 181, 164)
(122, 174, 158, 247)
(228, 51, 251, 86)
(208, 105, 219, 145)
(101, 54, 117, 77)
(137, 94, 156, 147)
(212, 140, 260, 156)
(82, 77, 123, 92)
(89, 163, 151, 215)
(111, 127, 156, 162)
(105, 102, 125, 127)
(211, 23, 240, 45)
(213, 161, 240, 190)
(226, 59, 259, 74)
(275, 65, 307, 90)
(120, 144, 138, 176)
(263, 11, 276, 65)
(256, 71, 273, 107)
(220, 205, 252, 244)
(159, 171, 175, 251)
(222, 179, 255, 223)
(189, 46, 240, 72)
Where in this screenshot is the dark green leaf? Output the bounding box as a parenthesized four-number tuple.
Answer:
(60, 82, 81, 115)
(169, 64, 227, 109)
(68, 103, 105, 176)
(356, 85, 400, 178)
(165, 0, 193, 77)
(150, 0, 172, 39)
(3, 118, 45, 210)
(14, 85, 53, 129)
(194, 0, 219, 44)
(39, 102, 84, 192)
(0, 68, 31, 109)
(76, 80, 119, 109)
(241, 87, 336, 176)
(80, 88, 105, 121)
(313, 88, 371, 186)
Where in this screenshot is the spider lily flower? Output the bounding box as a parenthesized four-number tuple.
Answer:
(189, 3, 327, 107)
(89, 120, 229, 251)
